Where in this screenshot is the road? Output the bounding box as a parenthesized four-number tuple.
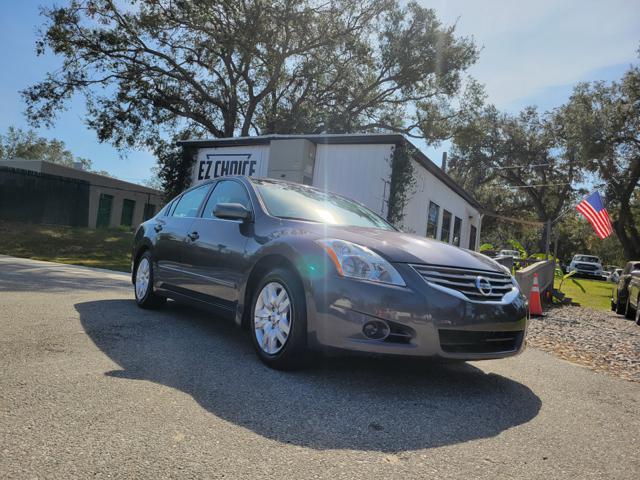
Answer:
(1, 255, 638, 479)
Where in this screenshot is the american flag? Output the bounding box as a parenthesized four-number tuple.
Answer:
(575, 191, 613, 239)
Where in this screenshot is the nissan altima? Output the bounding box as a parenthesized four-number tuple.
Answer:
(131, 176, 528, 369)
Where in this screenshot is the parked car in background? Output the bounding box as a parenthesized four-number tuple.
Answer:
(131, 176, 528, 369)
(607, 268, 623, 283)
(603, 265, 621, 281)
(569, 254, 604, 278)
(623, 269, 640, 324)
(498, 249, 521, 260)
(612, 261, 640, 316)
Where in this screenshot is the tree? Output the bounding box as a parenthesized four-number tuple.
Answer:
(555, 62, 640, 260)
(446, 106, 584, 251)
(23, 0, 478, 193)
(0, 126, 92, 169)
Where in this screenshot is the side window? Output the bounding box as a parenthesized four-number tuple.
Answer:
(171, 185, 210, 218)
(202, 180, 252, 219)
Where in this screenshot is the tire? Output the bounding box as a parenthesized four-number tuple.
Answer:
(611, 299, 616, 312)
(249, 268, 308, 370)
(636, 298, 640, 326)
(134, 251, 166, 309)
(616, 293, 626, 315)
(624, 296, 635, 320)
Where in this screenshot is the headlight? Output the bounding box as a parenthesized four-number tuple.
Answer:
(316, 239, 405, 286)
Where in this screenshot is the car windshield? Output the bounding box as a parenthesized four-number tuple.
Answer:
(252, 179, 394, 231)
(575, 255, 599, 263)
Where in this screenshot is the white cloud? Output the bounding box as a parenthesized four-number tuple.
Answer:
(420, 0, 640, 108)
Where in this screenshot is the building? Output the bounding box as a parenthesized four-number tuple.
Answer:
(0, 159, 163, 228)
(178, 134, 483, 250)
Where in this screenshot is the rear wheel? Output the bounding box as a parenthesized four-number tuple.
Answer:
(636, 298, 640, 325)
(250, 268, 307, 370)
(134, 252, 166, 309)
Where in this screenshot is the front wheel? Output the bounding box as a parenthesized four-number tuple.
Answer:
(624, 296, 635, 320)
(615, 294, 626, 315)
(250, 268, 308, 370)
(134, 252, 166, 309)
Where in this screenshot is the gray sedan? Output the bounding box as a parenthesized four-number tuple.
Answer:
(131, 176, 528, 369)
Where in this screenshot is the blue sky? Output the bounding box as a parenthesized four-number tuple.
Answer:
(0, 1, 639, 183)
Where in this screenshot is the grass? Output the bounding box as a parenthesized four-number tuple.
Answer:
(0, 221, 133, 272)
(555, 275, 613, 311)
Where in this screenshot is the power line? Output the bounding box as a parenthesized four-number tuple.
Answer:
(508, 183, 572, 188)
(482, 211, 544, 227)
(493, 163, 551, 169)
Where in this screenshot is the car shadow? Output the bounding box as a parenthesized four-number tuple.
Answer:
(76, 299, 541, 452)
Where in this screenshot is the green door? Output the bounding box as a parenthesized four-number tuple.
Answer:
(120, 199, 136, 226)
(96, 194, 114, 228)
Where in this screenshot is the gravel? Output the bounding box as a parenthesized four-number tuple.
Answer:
(528, 305, 640, 383)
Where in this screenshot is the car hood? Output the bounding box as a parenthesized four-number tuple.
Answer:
(300, 224, 505, 273)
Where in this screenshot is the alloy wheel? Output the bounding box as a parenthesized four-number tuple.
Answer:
(135, 257, 151, 300)
(254, 281, 291, 355)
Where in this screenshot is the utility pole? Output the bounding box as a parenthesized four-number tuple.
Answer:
(545, 219, 551, 260)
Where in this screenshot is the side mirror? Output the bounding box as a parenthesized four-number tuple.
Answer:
(213, 203, 252, 222)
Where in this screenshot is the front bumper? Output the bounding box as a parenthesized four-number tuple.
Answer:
(305, 264, 528, 360)
(571, 267, 603, 276)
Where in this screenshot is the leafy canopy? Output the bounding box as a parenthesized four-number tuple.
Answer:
(555, 62, 640, 259)
(23, 0, 479, 151)
(0, 126, 92, 169)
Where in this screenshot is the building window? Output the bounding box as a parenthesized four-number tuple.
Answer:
(440, 210, 452, 243)
(120, 199, 136, 226)
(96, 193, 114, 228)
(469, 224, 477, 250)
(452, 216, 462, 246)
(426, 201, 440, 238)
(143, 203, 156, 221)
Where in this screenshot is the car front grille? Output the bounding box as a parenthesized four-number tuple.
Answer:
(411, 265, 514, 302)
(439, 329, 524, 354)
(576, 263, 597, 271)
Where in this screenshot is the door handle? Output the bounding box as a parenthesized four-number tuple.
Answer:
(154, 224, 163, 232)
(187, 231, 199, 241)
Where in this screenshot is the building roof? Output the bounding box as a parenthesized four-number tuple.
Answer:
(2, 159, 162, 196)
(177, 133, 406, 148)
(177, 133, 482, 210)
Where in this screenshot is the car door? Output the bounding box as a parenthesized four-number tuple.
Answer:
(152, 184, 212, 290)
(181, 179, 253, 306)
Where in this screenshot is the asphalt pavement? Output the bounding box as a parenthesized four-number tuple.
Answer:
(1, 255, 638, 479)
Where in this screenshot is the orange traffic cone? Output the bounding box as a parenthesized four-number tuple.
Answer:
(529, 273, 543, 316)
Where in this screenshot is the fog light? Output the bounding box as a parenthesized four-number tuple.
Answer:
(362, 320, 390, 340)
